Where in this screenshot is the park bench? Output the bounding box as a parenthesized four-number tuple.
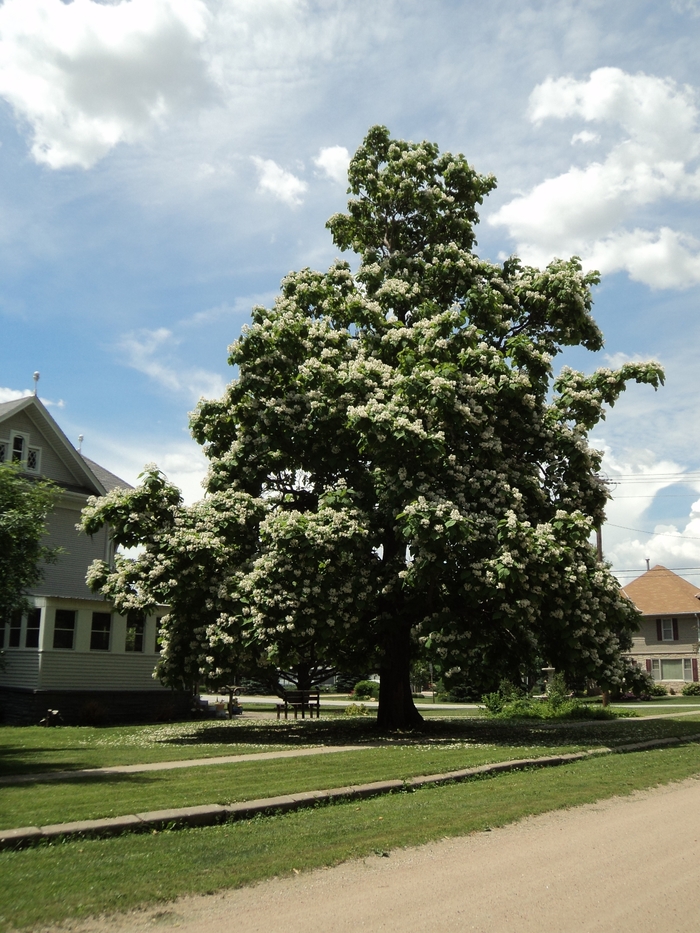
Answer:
(275, 689, 321, 720)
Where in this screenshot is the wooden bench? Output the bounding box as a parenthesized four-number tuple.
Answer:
(276, 689, 321, 720)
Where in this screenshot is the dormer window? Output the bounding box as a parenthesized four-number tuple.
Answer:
(7, 432, 41, 474)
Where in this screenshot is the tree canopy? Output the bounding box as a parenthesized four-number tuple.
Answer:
(81, 126, 662, 728)
(0, 462, 58, 622)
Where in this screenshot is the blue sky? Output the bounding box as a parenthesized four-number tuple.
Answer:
(1, 0, 700, 583)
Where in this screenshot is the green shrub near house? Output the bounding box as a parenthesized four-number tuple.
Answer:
(482, 676, 620, 721)
(353, 680, 379, 700)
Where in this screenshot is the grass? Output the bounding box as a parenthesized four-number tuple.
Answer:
(0, 720, 309, 776)
(0, 741, 588, 830)
(3, 714, 700, 830)
(2, 741, 700, 932)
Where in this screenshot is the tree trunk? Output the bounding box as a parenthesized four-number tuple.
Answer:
(377, 621, 424, 729)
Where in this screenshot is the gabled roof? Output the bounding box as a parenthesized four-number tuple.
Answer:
(0, 396, 32, 418)
(622, 565, 700, 615)
(81, 456, 132, 493)
(0, 394, 130, 495)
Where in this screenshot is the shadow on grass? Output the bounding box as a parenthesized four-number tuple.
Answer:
(159, 715, 700, 751)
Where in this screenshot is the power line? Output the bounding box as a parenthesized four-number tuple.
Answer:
(605, 522, 700, 541)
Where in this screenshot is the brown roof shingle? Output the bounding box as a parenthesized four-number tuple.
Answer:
(622, 565, 700, 615)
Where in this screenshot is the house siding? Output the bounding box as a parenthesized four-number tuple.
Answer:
(0, 410, 84, 487)
(0, 395, 190, 725)
(630, 615, 699, 655)
(38, 651, 166, 692)
(34, 503, 110, 599)
(0, 651, 41, 690)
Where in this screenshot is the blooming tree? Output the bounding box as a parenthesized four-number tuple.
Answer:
(82, 126, 662, 728)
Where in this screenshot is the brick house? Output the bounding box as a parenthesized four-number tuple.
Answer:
(622, 565, 700, 690)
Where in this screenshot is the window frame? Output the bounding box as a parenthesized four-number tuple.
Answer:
(6, 431, 41, 473)
(25, 608, 41, 649)
(90, 612, 112, 651)
(53, 609, 76, 650)
(8, 611, 22, 648)
(125, 613, 145, 653)
(651, 657, 693, 681)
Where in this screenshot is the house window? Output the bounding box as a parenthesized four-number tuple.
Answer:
(661, 658, 683, 681)
(8, 611, 22, 648)
(25, 608, 41, 648)
(0, 440, 7, 462)
(125, 613, 144, 652)
(0, 620, 4, 649)
(652, 658, 691, 681)
(11, 434, 24, 462)
(53, 609, 76, 649)
(155, 617, 163, 653)
(26, 447, 40, 473)
(656, 618, 679, 641)
(90, 612, 111, 651)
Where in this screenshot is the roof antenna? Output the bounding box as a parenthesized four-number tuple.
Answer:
(33, 372, 40, 396)
(646, 558, 650, 571)
(78, 434, 84, 454)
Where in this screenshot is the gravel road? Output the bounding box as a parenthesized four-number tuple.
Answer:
(72, 775, 700, 933)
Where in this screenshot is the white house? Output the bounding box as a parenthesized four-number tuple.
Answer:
(622, 564, 700, 691)
(0, 395, 189, 724)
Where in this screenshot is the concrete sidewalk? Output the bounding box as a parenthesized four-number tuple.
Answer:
(2, 733, 698, 851)
(0, 743, 373, 786)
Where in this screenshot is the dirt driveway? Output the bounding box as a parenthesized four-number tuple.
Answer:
(75, 776, 700, 933)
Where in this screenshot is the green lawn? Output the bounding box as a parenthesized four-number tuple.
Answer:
(0, 741, 589, 830)
(3, 715, 700, 830)
(2, 741, 700, 932)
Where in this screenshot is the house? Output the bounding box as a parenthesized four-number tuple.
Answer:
(0, 394, 190, 725)
(622, 564, 700, 691)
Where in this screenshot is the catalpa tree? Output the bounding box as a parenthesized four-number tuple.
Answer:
(82, 126, 661, 728)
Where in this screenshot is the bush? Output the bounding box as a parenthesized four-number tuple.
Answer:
(647, 681, 668, 697)
(353, 679, 379, 700)
(482, 677, 618, 721)
(682, 682, 700, 696)
(345, 703, 370, 716)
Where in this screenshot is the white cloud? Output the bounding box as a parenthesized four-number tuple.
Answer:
(0, 386, 64, 407)
(672, 0, 700, 16)
(313, 145, 350, 184)
(593, 443, 700, 581)
(490, 68, 700, 289)
(252, 157, 307, 206)
(115, 328, 225, 401)
(83, 430, 208, 505)
(0, 386, 32, 403)
(608, 500, 700, 578)
(571, 130, 599, 144)
(0, 0, 212, 169)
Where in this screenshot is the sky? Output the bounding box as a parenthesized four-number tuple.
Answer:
(1, 0, 700, 584)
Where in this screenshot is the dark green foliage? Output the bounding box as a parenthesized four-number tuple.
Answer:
(482, 677, 618, 721)
(0, 463, 59, 621)
(353, 679, 380, 699)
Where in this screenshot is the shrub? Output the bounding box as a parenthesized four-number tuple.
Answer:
(647, 681, 668, 697)
(482, 677, 618, 721)
(682, 682, 700, 696)
(345, 703, 370, 716)
(353, 679, 379, 700)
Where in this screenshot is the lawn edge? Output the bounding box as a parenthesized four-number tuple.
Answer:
(2, 732, 697, 851)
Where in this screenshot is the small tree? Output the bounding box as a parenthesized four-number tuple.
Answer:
(0, 463, 59, 621)
(82, 126, 661, 728)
